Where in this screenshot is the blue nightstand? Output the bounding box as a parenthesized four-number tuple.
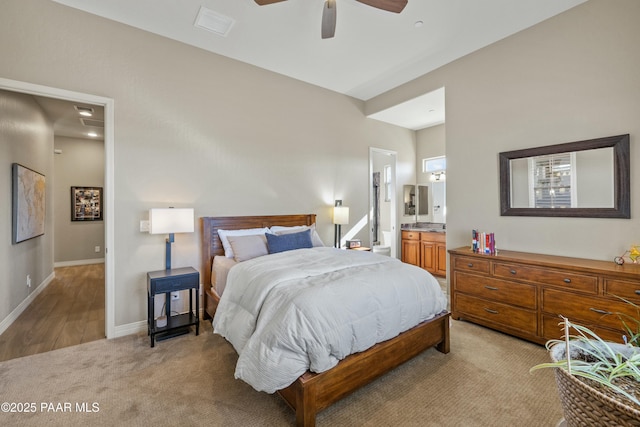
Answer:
(147, 267, 199, 347)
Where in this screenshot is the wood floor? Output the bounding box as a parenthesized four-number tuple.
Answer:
(0, 263, 105, 362)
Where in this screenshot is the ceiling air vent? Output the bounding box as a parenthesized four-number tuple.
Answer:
(194, 6, 235, 37)
(80, 118, 104, 127)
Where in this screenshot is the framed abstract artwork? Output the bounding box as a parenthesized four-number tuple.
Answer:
(12, 163, 46, 244)
(71, 186, 103, 221)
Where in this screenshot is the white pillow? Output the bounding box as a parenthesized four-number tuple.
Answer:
(270, 224, 324, 247)
(217, 227, 270, 258)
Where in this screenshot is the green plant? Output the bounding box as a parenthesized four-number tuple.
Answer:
(531, 302, 640, 407)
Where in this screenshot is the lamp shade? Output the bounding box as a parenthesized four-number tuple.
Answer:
(333, 206, 349, 225)
(149, 208, 194, 234)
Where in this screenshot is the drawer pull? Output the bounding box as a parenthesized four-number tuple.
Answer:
(509, 270, 517, 275)
(484, 286, 499, 291)
(635, 290, 640, 295)
(590, 308, 612, 316)
(467, 263, 474, 268)
(563, 278, 572, 283)
(484, 308, 499, 315)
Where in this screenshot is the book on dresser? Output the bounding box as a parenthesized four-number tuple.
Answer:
(448, 246, 640, 345)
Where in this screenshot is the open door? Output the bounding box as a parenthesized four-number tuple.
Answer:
(369, 147, 397, 258)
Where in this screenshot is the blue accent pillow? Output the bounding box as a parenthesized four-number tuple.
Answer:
(266, 229, 313, 254)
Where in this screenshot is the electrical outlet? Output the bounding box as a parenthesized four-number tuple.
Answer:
(171, 291, 180, 300)
(95, 246, 101, 253)
(26, 275, 31, 287)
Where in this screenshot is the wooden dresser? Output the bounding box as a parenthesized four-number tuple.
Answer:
(449, 246, 640, 345)
(401, 230, 446, 277)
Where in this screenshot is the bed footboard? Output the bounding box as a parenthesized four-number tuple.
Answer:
(277, 311, 451, 427)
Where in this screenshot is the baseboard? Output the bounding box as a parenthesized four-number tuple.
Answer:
(113, 308, 207, 339)
(0, 271, 55, 336)
(54, 258, 105, 268)
(114, 320, 147, 338)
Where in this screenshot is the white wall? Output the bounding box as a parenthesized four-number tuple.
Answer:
(368, 0, 639, 262)
(0, 90, 54, 322)
(53, 136, 105, 264)
(416, 124, 446, 223)
(0, 0, 416, 328)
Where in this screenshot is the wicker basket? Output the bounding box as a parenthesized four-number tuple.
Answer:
(553, 362, 640, 426)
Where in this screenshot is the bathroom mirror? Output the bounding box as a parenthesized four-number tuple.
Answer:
(499, 134, 629, 218)
(417, 185, 429, 215)
(403, 185, 415, 216)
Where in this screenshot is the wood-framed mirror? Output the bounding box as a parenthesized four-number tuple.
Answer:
(499, 134, 630, 218)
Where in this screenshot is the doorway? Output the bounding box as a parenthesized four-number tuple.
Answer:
(369, 147, 397, 258)
(0, 77, 115, 340)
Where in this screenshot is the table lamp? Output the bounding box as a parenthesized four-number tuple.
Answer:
(333, 200, 349, 248)
(149, 207, 194, 270)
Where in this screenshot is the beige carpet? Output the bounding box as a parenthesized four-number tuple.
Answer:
(0, 319, 563, 426)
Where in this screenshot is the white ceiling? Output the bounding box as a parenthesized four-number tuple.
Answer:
(49, 0, 585, 130)
(32, 94, 105, 140)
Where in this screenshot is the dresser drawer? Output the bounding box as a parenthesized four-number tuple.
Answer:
(454, 271, 536, 309)
(455, 293, 537, 335)
(604, 278, 640, 303)
(542, 288, 636, 331)
(401, 231, 420, 241)
(541, 314, 627, 344)
(151, 274, 198, 294)
(452, 256, 490, 275)
(494, 262, 597, 294)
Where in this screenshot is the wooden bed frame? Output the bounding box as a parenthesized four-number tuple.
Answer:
(201, 214, 450, 427)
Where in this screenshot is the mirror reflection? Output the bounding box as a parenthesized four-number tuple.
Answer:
(509, 147, 614, 209)
(417, 185, 429, 215)
(403, 185, 415, 216)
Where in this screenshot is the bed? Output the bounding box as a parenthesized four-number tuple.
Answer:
(201, 214, 450, 427)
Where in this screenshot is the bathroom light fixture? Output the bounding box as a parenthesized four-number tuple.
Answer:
(430, 171, 446, 182)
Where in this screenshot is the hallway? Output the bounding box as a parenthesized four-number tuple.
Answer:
(0, 264, 104, 362)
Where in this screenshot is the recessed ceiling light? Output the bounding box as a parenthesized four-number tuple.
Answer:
(414, 20, 424, 28)
(87, 132, 98, 137)
(75, 105, 94, 117)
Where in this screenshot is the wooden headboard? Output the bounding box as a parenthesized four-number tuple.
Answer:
(200, 214, 317, 287)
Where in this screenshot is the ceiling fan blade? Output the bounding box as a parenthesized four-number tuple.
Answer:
(321, 0, 337, 39)
(355, 0, 407, 13)
(254, 0, 288, 5)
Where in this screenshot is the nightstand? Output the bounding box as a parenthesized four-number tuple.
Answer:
(147, 267, 199, 348)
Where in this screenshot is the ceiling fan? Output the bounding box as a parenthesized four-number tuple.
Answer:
(254, 0, 408, 39)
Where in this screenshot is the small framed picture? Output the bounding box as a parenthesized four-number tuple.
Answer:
(71, 186, 103, 221)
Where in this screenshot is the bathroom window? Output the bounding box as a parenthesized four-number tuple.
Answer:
(423, 156, 446, 173)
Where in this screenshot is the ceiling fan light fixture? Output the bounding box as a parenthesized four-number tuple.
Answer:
(194, 6, 235, 37)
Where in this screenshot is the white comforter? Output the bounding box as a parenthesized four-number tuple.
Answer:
(212, 247, 447, 393)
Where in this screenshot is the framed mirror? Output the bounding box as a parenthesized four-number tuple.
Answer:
(403, 185, 415, 216)
(499, 134, 630, 218)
